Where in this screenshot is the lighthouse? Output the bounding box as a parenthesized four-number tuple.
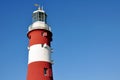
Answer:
(27, 5, 53, 80)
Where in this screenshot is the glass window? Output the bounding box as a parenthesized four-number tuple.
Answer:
(32, 12, 46, 22)
(44, 68, 48, 76)
(42, 32, 47, 37)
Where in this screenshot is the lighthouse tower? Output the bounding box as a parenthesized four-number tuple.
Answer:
(27, 5, 53, 80)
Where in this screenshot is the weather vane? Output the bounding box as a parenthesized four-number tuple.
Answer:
(34, 4, 39, 7)
(34, 4, 43, 10)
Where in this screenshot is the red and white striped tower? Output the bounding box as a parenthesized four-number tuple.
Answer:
(27, 5, 53, 80)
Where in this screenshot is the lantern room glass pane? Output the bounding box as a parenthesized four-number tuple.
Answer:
(32, 12, 47, 23)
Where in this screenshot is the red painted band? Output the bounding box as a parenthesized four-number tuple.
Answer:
(27, 29, 52, 47)
(27, 61, 53, 80)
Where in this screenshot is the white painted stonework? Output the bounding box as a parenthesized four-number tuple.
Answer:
(28, 21, 51, 31)
(28, 44, 52, 64)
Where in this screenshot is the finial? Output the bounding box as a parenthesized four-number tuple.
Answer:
(41, 5, 44, 10)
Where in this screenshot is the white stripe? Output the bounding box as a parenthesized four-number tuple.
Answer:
(28, 44, 52, 64)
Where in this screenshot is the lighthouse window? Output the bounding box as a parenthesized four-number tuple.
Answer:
(44, 68, 48, 76)
(41, 44, 44, 47)
(32, 13, 38, 22)
(42, 32, 47, 37)
(38, 12, 44, 21)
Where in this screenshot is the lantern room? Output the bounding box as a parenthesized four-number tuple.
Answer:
(32, 7, 47, 23)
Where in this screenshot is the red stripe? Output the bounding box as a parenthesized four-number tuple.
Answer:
(27, 29, 52, 47)
(27, 61, 53, 80)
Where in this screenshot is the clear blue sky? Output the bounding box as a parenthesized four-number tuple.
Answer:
(0, 0, 120, 80)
